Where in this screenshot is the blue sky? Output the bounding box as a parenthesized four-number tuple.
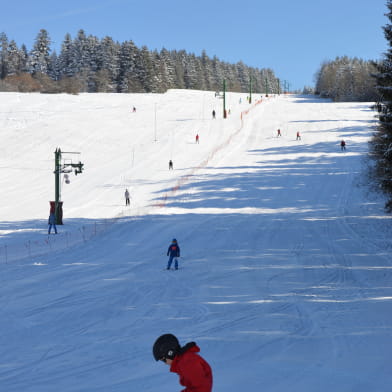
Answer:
(1, 0, 388, 90)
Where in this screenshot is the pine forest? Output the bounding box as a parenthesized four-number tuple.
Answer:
(0, 29, 280, 95)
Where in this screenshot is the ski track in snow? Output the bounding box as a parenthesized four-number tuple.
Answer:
(0, 91, 392, 392)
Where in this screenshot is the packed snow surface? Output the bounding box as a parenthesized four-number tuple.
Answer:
(0, 90, 391, 392)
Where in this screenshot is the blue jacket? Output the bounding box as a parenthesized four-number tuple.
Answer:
(167, 243, 180, 257)
(48, 213, 56, 225)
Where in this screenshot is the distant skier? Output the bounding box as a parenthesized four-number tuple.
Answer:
(296, 131, 301, 140)
(340, 139, 346, 151)
(196, 134, 199, 144)
(166, 238, 180, 270)
(153, 333, 213, 392)
(132, 106, 136, 112)
(277, 129, 281, 137)
(48, 212, 57, 235)
(212, 110, 216, 119)
(125, 188, 130, 206)
(169, 160, 173, 170)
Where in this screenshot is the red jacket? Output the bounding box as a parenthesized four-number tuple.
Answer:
(170, 343, 213, 392)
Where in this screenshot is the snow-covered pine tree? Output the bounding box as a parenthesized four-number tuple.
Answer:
(58, 33, 75, 78)
(184, 53, 204, 90)
(84, 35, 101, 92)
(136, 45, 156, 93)
(48, 51, 60, 81)
(28, 29, 51, 75)
(96, 36, 120, 92)
(117, 40, 140, 92)
(171, 50, 186, 90)
(225, 63, 239, 91)
(200, 50, 214, 91)
(210, 55, 224, 91)
(149, 50, 168, 93)
(372, 0, 392, 207)
(67, 29, 92, 91)
(18, 44, 29, 74)
(235, 61, 249, 92)
(0, 32, 9, 79)
(7, 40, 21, 76)
(157, 48, 177, 92)
(360, 61, 378, 101)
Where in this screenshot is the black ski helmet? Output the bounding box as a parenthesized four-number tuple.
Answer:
(153, 333, 180, 361)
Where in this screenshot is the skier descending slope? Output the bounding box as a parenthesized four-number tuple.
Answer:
(166, 238, 180, 270)
(153, 333, 213, 392)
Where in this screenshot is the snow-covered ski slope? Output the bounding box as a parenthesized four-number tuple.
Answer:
(1, 91, 392, 392)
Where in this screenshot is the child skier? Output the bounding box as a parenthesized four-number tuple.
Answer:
(48, 212, 57, 234)
(153, 333, 213, 392)
(166, 238, 180, 270)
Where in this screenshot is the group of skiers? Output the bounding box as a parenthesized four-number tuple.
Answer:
(276, 128, 301, 139)
(121, 132, 201, 208)
(276, 128, 347, 150)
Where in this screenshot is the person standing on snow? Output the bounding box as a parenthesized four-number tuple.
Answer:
(296, 131, 301, 140)
(212, 110, 216, 119)
(48, 212, 57, 234)
(153, 333, 213, 392)
(277, 129, 281, 137)
(125, 188, 130, 206)
(166, 238, 180, 270)
(196, 134, 199, 144)
(340, 140, 346, 151)
(169, 160, 174, 170)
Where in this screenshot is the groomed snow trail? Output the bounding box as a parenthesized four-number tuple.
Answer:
(0, 92, 391, 392)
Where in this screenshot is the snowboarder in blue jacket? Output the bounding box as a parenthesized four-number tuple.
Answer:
(167, 239, 180, 270)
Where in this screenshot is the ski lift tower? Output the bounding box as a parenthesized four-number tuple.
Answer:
(249, 76, 252, 104)
(265, 77, 269, 97)
(51, 148, 84, 225)
(223, 79, 227, 118)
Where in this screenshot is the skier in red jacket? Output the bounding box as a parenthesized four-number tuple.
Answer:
(153, 333, 213, 392)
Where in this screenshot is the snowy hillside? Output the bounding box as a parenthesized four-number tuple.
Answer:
(1, 90, 392, 392)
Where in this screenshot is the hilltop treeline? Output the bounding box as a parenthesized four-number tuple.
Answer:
(0, 29, 280, 94)
(314, 56, 378, 102)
